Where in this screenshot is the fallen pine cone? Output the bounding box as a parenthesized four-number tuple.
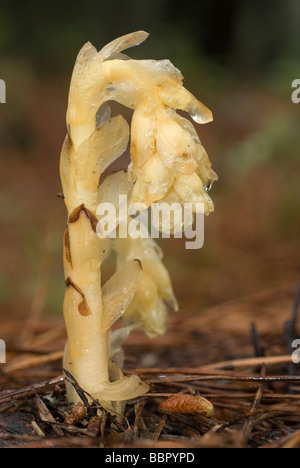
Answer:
(158, 394, 214, 417)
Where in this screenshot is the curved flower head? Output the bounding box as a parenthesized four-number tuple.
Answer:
(67, 31, 217, 216)
(100, 57, 217, 219)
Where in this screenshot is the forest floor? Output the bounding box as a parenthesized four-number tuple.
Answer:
(0, 281, 300, 448)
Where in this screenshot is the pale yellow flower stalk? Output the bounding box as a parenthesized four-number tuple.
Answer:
(60, 30, 217, 415)
(61, 32, 152, 414)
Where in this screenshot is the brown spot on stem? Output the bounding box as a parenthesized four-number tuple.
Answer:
(65, 277, 92, 316)
(78, 302, 91, 317)
(64, 228, 73, 268)
(68, 204, 98, 232)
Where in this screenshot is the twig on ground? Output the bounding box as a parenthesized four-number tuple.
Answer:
(33, 393, 64, 437)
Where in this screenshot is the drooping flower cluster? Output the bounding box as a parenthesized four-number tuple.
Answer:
(113, 233, 178, 338)
(129, 96, 218, 224)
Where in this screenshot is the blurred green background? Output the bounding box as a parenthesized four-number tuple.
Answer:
(0, 0, 300, 321)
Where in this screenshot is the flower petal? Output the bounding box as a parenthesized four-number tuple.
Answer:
(173, 173, 214, 215)
(130, 153, 174, 207)
(98, 31, 149, 62)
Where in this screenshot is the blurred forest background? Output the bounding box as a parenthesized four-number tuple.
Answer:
(0, 0, 300, 326)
